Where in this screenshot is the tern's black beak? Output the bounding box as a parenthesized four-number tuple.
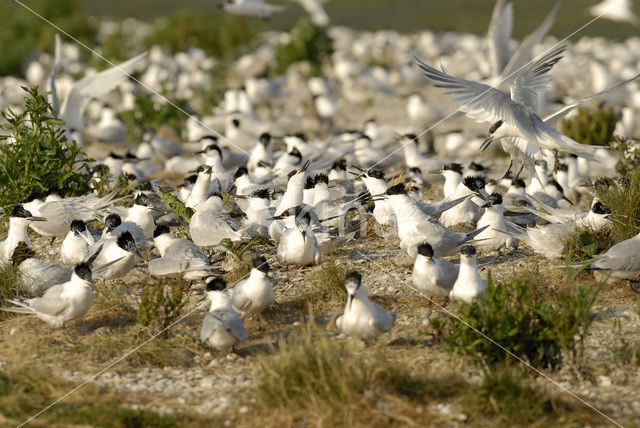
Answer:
(348, 293, 355, 310)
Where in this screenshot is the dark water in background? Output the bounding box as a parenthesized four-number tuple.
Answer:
(81, 0, 640, 40)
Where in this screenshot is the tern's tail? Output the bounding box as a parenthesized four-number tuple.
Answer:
(457, 225, 490, 247)
(556, 135, 600, 162)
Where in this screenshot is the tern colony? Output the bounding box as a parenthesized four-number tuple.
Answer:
(2, 0, 640, 347)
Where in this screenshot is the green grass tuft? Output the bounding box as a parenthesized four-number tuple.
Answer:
(561, 106, 619, 147)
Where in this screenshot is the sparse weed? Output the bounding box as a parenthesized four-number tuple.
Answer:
(562, 225, 616, 262)
(561, 106, 619, 146)
(432, 273, 601, 369)
(0, 86, 93, 212)
(254, 324, 434, 425)
(137, 278, 185, 337)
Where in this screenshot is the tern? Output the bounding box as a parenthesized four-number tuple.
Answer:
(0, 206, 46, 265)
(276, 211, 321, 266)
(412, 241, 459, 299)
(449, 246, 487, 304)
(149, 226, 215, 280)
(415, 45, 602, 170)
(336, 271, 396, 340)
(1, 261, 98, 327)
(200, 278, 248, 351)
(230, 256, 274, 316)
(61, 219, 96, 266)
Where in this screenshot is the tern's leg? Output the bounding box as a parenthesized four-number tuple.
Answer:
(49, 236, 56, 246)
(553, 149, 560, 174)
(500, 159, 513, 180)
(513, 163, 525, 181)
(442, 296, 449, 308)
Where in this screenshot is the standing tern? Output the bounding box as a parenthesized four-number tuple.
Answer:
(336, 271, 396, 340)
(61, 219, 95, 266)
(449, 246, 487, 304)
(412, 241, 459, 300)
(0, 206, 46, 265)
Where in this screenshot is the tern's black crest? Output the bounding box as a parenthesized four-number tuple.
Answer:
(134, 193, 154, 207)
(117, 231, 138, 254)
(259, 132, 271, 145)
(21, 191, 43, 203)
(331, 159, 346, 171)
(208, 192, 222, 200)
(10, 241, 36, 265)
(366, 169, 385, 180)
(304, 177, 315, 190)
(204, 144, 223, 159)
(463, 176, 486, 192)
(153, 225, 171, 238)
(314, 174, 329, 185)
(489, 120, 503, 134)
(535, 159, 548, 168)
(234, 166, 248, 180)
(74, 263, 92, 282)
(557, 163, 568, 172)
(469, 162, 486, 172)
(289, 147, 303, 161)
(206, 277, 227, 292)
(125, 152, 138, 160)
(417, 242, 434, 258)
(345, 271, 362, 284)
(408, 167, 422, 176)
(11, 205, 35, 218)
(592, 201, 612, 215)
(108, 152, 124, 160)
(386, 183, 407, 195)
(104, 213, 122, 231)
(252, 256, 269, 273)
(183, 174, 198, 186)
(403, 133, 418, 142)
(511, 178, 526, 188)
(201, 135, 219, 144)
(460, 245, 476, 256)
(70, 219, 86, 233)
(486, 193, 503, 206)
(250, 188, 271, 200)
(231, 119, 240, 127)
(443, 163, 463, 174)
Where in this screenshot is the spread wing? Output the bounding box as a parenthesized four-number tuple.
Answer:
(415, 55, 536, 137)
(487, 0, 513, 77)
(509, 44, 565, 112)
(60, 52, 148, 130)
(501, 3, 560, 81)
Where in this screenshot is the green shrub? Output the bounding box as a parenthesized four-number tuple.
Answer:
(137, 279, 185, 337)
(431, 273, 600, 369)
(561, 106, 619, 146)
(0, 0, 96, 76)
(274, 18, 333, 75)
(0, 86, 93, 212)
(143, 11, 261, 60)
(595, 170, 640, 244)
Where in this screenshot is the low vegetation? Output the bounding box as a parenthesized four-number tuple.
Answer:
(562, 225, 616, 262)
(595, 170, 640, 243)
(431, 273, 601, 369)
(561, 106, 619, 147)
(611, 136, 640, 176)
(0, 86, 93, 212)
(137, 278, 186, 337)
(273, 18, 333, 76)
(0, 0, 96, 76)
